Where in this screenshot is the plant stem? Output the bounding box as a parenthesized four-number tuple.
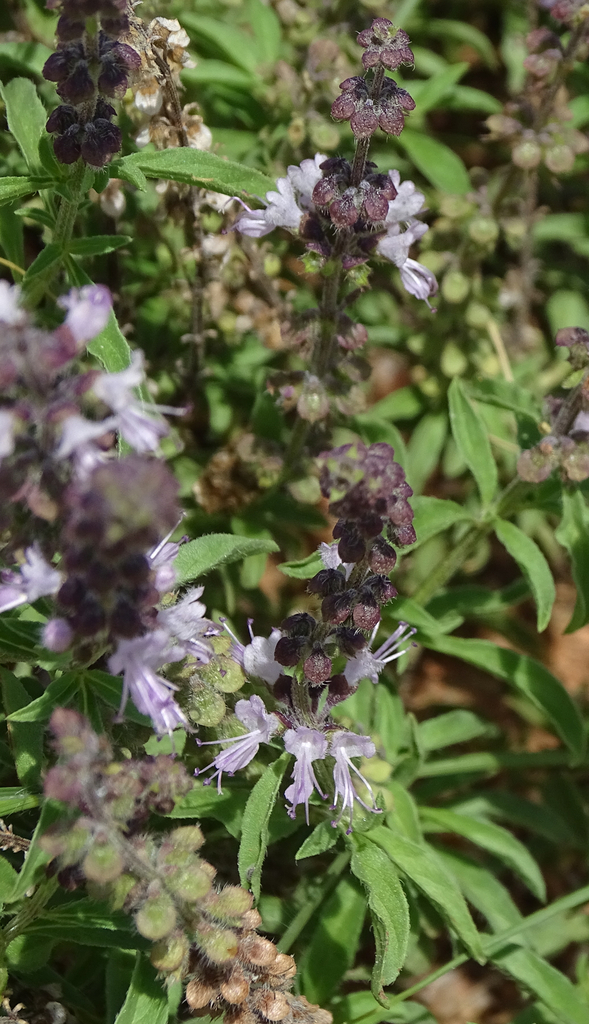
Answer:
(24, 161, 89, 306)
(277, 850, 350, 953)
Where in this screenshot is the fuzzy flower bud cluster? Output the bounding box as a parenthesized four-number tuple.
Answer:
(42, 710, 332, 1024)
(518, 326, 589, 482)
(43, 0, 140, 166)
(197, 442, 416, 832)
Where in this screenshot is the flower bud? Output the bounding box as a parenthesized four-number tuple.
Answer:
(274, 636, 306, 667)
(82, 839, 124, 883)
(267, 952, 297, 979)
(167, 865, 212, 902)
(368, 537, 397, 573)
(303, 647, 332, 684)
(253, 992, 291, 1021)
(297, 379, 329, 423)
(135, 893, 177, 940)
(352, 600, 380, 630)
(168, 825, 205, 851)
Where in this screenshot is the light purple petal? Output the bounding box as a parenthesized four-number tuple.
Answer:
(243, 628, 283, 685)
(59, 285, 112, 344)
(235, 209, 275, 237)
(399, 258, 438, 305)
(284, 727, 328, 824)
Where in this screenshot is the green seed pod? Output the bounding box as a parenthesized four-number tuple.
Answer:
(441, 342, 468, 377)
(468, 217, 499, 246)
(512, 140, 541, 169)
(441, 270, 470, 304)
(167, 865, 212, 902)
(82, 841, 124, 884)
(309, 119, 340, 151)
(135, 894, 178, 940)
(195, 924, 240, 963)
(109, 873, 139, 911)
(188, 680, 226, 727)
(59, 820, 93, 866)
(169, 825, 205, 852)
(198, 636, 245, 695)
(150, 932, 189, 973)
(465, 301, 491, 329)
(287, 116, 306, 146)
(206, 885, 253, 922)
(439, 195, 475, 219)
(263, 253, 282, 278)
(544, 144, 575, 174)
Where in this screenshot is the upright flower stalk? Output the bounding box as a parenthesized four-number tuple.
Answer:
(233, 17, 437, 472)
(198, 441, 417, 833)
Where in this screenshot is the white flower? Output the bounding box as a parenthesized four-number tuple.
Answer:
(284, 727, 328, 823)
(92, 350, 183, 452)
(319, 542, 354, 580)
(243, 628, 283, 685)
(0, 410, 16, 462)
(234, 154, 326, 237)
(399, 258, 438, 307)
(329, 731, 380, 833)
(0, 282, 26, 327)
(0, 545, 61, 613)
(196, 695, 279, 793)
(54, 414, 116, 467)
(157, 587, 216, 662)
(343, 622, 417, 688)
(58, 285, 112, 345)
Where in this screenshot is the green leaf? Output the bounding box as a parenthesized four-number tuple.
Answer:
(435, 846, 524, 933)
(421, 633, 585, 763)
(7, 672, 79, 723)
(493, 947, 589, 1024)
(445, 85, 502, 114)
(0, 854, 18, 903)
(420, 806, 546, 900)
(0, 787, 39, 816)
(448, 378, 498, 504)
(0, 616, 45, 662)
(450, 791, 578, 847)
(466, 378, 542, 421)
(412, 62, 469, 114)
(9, 800, 62, 900)
(27, 899, 143, 948)
(278, 551, 323, 579)
(406, 412, 448, 493)
(181, 62, 256, 89)
(301, 875, 367, 1005)
(181, 13, 259, 73)
(411, 496, 472, 549)
(109, 159, 147, 191)
(0, 176, 53, 206)
(295, 821, 339, 860)
(427, 19, 499, 68)
(0, 78, 47, 172)
(22, 242, 62, 282)
(0, 40, 53, 75)
(494, 519, 555, 631)
(68, 235, 133, 257)
(120, 149, 274, 203)
(2, 670, 44, 788)
(367, 827, 485, 964)
(167, 781, 249, 838)
(114, 954, 168, 1024)
(238, 752, 290, 901)
(174, 534, 279, 585)
(246, 0, 281, 63)
(0, 204, 25, 275)
(82, 306, 130, 372)
(418, 709, 496, 751)
(555, 490, 589, 632)
(350, 834, 410, 1004)
(397, 130, 470, 195)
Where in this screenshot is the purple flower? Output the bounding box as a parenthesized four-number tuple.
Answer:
(157, 586, 217, 662)
(42, 617, 74, 652)
(54, 413, 116, 476)
(343, 622, 417, 688)
(234, 154, 326, 237)
(284, 727, 328, 823)
(58, 285, 112, 345)
(196, 695, 279, 793)
(329, 731, 380, 833)
(0, 545, 62, 613)
(0, 282, 27, 327)
(92, 350, 182, 452)
(399, 258, 438, 308)
(108, 629, 188, 736)
(224, 620, 284, 686)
